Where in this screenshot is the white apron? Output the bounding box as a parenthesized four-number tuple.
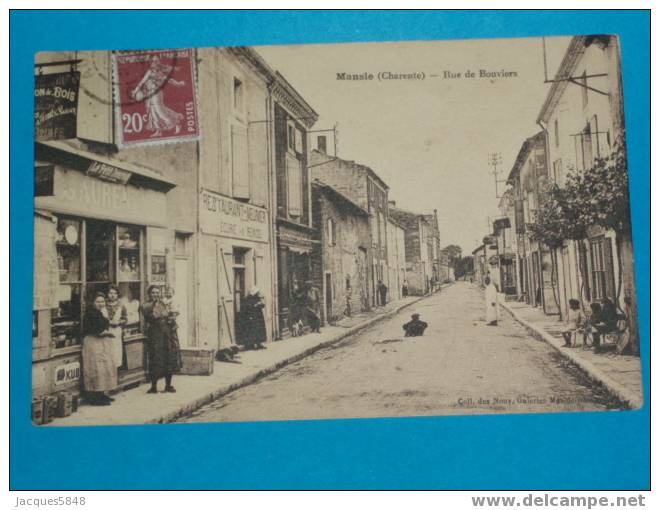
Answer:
(107, 303, 124, 368)
(82, 335, 118, 391)
(485, 283, 499, 323)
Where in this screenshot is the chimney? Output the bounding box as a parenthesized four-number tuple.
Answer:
(317, 135, 327, 153)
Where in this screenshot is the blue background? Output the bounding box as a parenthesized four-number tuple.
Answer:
(10, 10, 650, 490)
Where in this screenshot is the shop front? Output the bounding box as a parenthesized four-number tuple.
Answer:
(33, 141, 175, 403)
(276, 221, 317, 335)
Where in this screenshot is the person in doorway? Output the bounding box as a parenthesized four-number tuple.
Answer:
(403, 313, 428, 337)
(141, 285, 182, 394)
(402, 279, 409, 297)
(303, 280, 322, 333)
(106, 285, 127, 372)
(82, 292, 117, 406)
(240, 287, 268, 350)
(484, 276, 499, 326)
(377, 280, 388, 306)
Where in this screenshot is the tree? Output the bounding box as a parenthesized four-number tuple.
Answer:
(441, 245, 462, 261)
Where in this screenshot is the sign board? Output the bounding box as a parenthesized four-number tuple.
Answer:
(86, 161, 131, 184)
(150, 255, 167, 283)
(200, 189, 269, 244)
(113, 49, 200, 148)
(34, 71, 80, 141)
(35, 167, 168, 227)
(54, 361, 81, 386)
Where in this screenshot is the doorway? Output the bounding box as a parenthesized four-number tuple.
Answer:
(325, 272, 332, 323)
(232, 248, 248, 343)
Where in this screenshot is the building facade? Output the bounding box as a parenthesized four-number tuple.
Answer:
(311, 181, 372, 323)
(386, 217, 407, 301)
(271, 73, 319, 337)
(309, 149, 390, 307)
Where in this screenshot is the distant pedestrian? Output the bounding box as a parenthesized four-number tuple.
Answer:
(142, 285, 182, 394)
(484, 276, 499, 326)
(303, 280, 322, 333)
(377, 280, 388, 306)
(402, 279, 409, 297)
(403, 313, 428, 337)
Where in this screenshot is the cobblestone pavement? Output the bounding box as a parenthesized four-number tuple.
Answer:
(183, 282, 623, 423)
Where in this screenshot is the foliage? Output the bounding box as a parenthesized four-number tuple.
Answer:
(527, 140, 630, 246)
(453, 256, 474, 279)
(441, 244, 462, 261)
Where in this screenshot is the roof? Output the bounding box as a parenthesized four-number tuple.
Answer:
(36, 139, 177, 191)
(471, 244, 485, 255)
(506, 131, 545, 185)
(310, 149, 390, 191)
(230, 47, 319, 128)
(536, 36, 586, 124)
(312, 180, 370, 217)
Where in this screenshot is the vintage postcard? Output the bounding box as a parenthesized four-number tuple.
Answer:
(32, 35, 642, 427)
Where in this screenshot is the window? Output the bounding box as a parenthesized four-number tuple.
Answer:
(589, 236, 615, 301)
(51, 217, 144, 349)
(286, 153, 302, 217)
(554, 117, 559, 147)
(326, 218, 336, 246)
(295, 128, 304, 154)
(287, 122, 296, 153)
(231, 124, 250, 200)
(233, 77, 244, 112)
(552, 159, 563, 185)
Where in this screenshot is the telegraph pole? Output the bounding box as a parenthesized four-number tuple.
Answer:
(488, 152, 507, 198)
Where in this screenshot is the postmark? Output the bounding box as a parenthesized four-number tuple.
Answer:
(111, 48, 200, 148)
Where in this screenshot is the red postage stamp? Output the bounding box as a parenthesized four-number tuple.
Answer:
(113, 48, 200, 148)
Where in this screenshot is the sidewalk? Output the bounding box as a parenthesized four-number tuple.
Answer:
(500, 298, 643, 409)
(45, 295, 424, 427)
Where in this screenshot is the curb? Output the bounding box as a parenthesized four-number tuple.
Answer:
(152, 295, 427, 424)
(500, 300, 643, 410)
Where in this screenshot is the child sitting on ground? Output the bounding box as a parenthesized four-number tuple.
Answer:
(403, 313, 428, 337)
(562, 298, 586, 347)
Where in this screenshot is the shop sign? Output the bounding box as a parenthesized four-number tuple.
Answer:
(113, 49, 200, 148)
(54, 361, 80, 386)
(150, 255, 167, 283)
(200, 190, 269, 243)
(34, 71, 80, 141)
(35, 167, 168, 227)
(86, 161, 131, 185)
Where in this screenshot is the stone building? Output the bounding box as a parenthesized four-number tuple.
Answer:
(309, 149, 390, 307)
(388, 206, 438, 296)
(386, 216, 407, 302)
(311, 181, 372, 324)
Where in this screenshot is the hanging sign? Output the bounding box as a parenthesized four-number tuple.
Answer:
(34, 71, 80, 141)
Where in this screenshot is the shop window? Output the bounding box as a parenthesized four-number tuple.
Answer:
(51, 217, 145, 349)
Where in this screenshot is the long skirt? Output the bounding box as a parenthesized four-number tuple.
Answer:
(108, 326, 124, 368)
(82, 335, 118, 392)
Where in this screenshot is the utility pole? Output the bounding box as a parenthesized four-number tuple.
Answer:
(488, 152, 507, 198)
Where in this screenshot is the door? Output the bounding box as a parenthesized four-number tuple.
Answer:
(233, 267, 246, 342)
(174, 257, 190, 347)
(325, 272, 332, 323)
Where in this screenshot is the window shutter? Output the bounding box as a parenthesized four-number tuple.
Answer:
(603, 237, 616, 301)
(231, 124, 250, 200)
(286, 153, 302, 217)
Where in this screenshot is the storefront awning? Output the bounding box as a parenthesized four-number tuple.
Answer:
(36, 139, 177, 192)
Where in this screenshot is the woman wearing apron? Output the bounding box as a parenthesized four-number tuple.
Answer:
(106, 285, 127, 372)
(82, 292, 117, 405)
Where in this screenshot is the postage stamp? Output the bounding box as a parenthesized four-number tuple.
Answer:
(112, 48, 200, 148)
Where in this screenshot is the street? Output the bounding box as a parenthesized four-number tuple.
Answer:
(182, 282, 622, 424)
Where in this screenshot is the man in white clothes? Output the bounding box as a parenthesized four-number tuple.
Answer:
(484, 276, 499, 326)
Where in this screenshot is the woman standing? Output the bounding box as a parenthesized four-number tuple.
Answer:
(106, 285, 127, 372)
(82, 292, 117, 405)
(141, 285, 181, 394)
(303, 280, 321, 333)
(240, 288, 267, 350)
(484, 276, 499, 326)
